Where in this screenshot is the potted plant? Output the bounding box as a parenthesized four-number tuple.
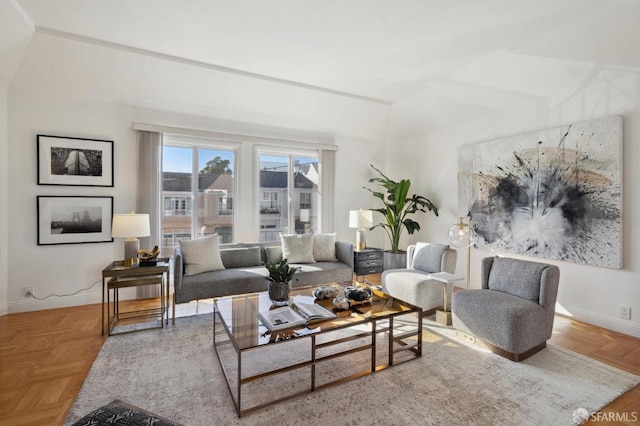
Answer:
(265, 258, 298, 306)
(364, 164, 439, 269)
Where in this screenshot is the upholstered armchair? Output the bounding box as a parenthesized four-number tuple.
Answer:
(381, 243, 457, 313)
(452, 256, 560, 361)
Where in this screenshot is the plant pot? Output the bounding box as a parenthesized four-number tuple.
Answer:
(384, 251, 407, 270)
(268, 280, 292, 306)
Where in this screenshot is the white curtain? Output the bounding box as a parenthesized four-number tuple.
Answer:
(320, 149, 336, 232)
(136, 131, 162, 299)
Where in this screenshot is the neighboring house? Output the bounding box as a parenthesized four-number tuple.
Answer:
(161, 167, 318, 251)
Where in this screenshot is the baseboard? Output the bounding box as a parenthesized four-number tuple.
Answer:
(8, 288, 137, 313)
(0, 302, 8, 316)
(558, 306, 640, 338)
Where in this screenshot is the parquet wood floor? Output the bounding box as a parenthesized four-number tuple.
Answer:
(1, 278, 638, 425)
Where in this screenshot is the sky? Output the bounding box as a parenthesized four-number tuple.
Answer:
(163, 147, 235, 173)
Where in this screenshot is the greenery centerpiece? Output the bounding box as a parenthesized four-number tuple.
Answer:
(265, 258, 298, 306)
(364, 164, 439, 268)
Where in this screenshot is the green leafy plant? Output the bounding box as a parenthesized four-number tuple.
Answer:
(364, 164, 439, 253)
(265, 258, 298, 282)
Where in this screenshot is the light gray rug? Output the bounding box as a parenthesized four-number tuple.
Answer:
(64, 314, 639, 426)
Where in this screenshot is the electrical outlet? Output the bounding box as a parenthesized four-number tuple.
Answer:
(619, 305, 631, 320)
(23, 286, 34, 298)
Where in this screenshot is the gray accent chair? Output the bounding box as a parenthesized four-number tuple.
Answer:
(381, 243, 457, 313)
(452, 256, 560, 362)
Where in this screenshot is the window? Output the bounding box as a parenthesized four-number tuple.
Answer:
(161, 143, 235, 255)
(258, 153, 319, 241)
(151, 128, 335, 248)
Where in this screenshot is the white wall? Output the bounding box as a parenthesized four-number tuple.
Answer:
(5, 32, 390, 313)
(389, 93, 640, 338)
(0, 88, 8, 315)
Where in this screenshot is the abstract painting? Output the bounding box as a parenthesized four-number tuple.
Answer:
(457, 116, 622, 268)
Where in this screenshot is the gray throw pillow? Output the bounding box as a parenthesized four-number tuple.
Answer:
(220, 247, 262, 269)
(265, 245, 283, 263)
(411, 243, 448, 273)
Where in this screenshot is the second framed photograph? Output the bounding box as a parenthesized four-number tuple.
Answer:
(37, 196, 114, 245)
(37, 134, 114, 187)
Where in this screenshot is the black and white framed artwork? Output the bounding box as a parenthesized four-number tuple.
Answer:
(457, 115, 622, 268)
(37, 134, 114, 187)
(37, 196, 114, 245)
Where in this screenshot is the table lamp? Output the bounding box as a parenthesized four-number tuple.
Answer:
(349, 209, 373, 251)
(448, 216, 474, 289)
(112, 212, 150, 267)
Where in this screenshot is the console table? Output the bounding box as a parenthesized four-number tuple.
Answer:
(101, 259, 170, 336)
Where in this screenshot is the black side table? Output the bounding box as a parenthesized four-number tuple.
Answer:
(353, 247, 384, 282)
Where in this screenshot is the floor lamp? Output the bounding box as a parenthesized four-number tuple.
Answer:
(448, 216, 473, 289)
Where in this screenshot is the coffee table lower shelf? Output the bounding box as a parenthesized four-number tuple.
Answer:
(213, 293, 422, 417)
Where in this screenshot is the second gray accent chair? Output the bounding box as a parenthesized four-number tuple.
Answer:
(381, 243, 457, 313)
(452, 256, 560, 362)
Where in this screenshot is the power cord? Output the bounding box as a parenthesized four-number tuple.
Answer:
(22, 279, 102, 301)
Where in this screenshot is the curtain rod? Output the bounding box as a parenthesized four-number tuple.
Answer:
(132, 122, 339, 152)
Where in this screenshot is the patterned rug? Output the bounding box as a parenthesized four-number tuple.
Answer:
(64, 313, 639, 426)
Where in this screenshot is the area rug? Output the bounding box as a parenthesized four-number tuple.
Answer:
(64, 314, 639, 426)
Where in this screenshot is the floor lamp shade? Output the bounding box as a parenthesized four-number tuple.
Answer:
(112, 213, 150, 267)
(349, 209, 373, 250)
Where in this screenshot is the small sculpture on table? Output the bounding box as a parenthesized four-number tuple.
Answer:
(137, 245, 160, 266)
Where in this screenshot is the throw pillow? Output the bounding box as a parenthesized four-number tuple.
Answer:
(412, 242, 449, 273)
(179, 235, 225, 275)
(220, 246, 262, 269)
(265, 245, 283, 264)
(313, 233, 338, 262)
(280, 233, 315, 263)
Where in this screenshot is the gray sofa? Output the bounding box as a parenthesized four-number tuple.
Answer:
(172, 241, 354, 323)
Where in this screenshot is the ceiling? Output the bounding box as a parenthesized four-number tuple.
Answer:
(11, 0, 640, 105)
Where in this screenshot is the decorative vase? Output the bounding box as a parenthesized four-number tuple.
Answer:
(268, 280, 292, 306)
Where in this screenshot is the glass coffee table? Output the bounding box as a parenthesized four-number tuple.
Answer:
(213, 282, 422, 417)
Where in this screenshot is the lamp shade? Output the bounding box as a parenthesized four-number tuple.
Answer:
(448, 217, 472, 248)
(111, 213, 150, 238)
(349, 209, 373, 228)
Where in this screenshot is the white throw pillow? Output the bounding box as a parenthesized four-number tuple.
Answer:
(179, 235, 225, 275)
(313, 233, 338, 262)
(280, 233, 316, 264)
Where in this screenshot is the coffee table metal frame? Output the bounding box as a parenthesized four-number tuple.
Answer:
(213, 282, 422, 417)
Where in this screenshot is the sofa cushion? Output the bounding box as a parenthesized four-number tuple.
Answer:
(412, 243, 448, 273)
(488, 257, 548, 301)
(220, 246, 262, 269)
(313, 233, 338, 262)
(280, 233, 315, 263)
(179, 235, 224, 275)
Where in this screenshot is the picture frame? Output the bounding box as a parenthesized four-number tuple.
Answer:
(37, 134, 114, 187)
(457, 115, 622, 268)
(37, 196, 114, 245)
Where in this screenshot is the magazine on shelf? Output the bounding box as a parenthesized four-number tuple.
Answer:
(257, 303, 337, 332)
